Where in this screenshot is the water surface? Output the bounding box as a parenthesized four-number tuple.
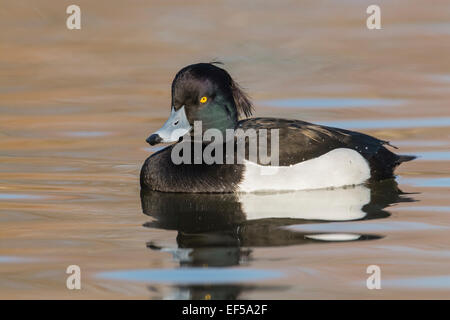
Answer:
(1, 0, 450, 299)
(260, 98, 404, 109)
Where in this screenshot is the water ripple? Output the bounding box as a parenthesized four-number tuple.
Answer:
(97, 268, 284, 284)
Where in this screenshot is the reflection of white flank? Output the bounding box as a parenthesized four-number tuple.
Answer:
(240, 185, 370, 221)
(305, 233, 362, 241)
(161, 247, 193, 263)
(238, 148, 370, 192)
(165, 288, 192, 300)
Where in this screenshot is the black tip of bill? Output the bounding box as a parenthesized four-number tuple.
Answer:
(146, 134, 162, 146)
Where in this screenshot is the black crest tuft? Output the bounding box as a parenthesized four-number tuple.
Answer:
(209, 60, 224, 66)
(205, 62, 253, 118)
(208, 61, 253, 118)
(229, 75, 253, 118)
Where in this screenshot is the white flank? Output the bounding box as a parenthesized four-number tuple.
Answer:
(238, 148, 371, 192)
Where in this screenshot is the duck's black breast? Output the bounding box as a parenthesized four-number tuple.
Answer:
(237, 117, 409, 180)
(140, 145, 245, 193)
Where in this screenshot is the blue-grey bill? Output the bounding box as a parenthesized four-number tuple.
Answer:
(152, 106, 192, 143)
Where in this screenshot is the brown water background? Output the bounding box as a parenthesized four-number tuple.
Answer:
(1, 0, 450, 299)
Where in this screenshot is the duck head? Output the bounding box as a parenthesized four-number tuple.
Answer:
(146, 63, 253, 146)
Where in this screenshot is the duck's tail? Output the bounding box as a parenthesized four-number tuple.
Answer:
(397, 154, 417, 164)
(369, 147, 416, 181)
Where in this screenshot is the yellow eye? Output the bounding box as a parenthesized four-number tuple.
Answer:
(200, 96, 208, 103)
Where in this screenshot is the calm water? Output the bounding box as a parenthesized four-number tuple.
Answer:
(1, 1, 450, 299)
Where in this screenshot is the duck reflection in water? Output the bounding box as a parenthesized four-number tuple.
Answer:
(140, 179, 414, 299)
